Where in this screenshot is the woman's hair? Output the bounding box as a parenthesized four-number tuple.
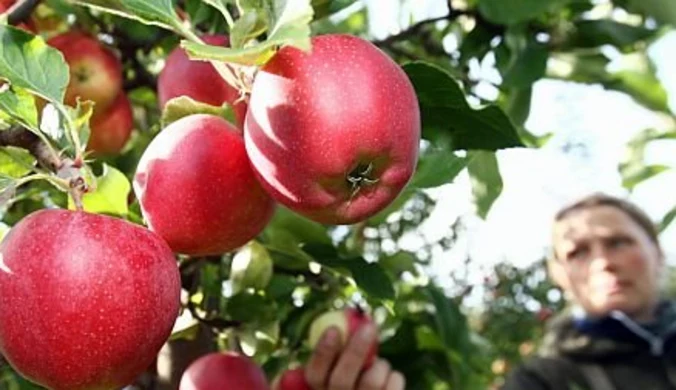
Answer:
(554, 193, 660, 244)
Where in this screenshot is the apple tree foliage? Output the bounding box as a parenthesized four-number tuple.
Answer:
(0, 0, 675, 389)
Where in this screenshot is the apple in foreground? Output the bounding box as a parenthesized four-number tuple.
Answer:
(308, 307, 378, 369)
(0, 209, 181, 390)
(133, 114, 275, 256)
(244, 33, 421, 225)
(179, 352, 269, 390)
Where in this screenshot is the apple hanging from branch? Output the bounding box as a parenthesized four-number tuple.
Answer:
(0, 209, 181, 390)
(133, 114, 276, 256)
(244, 33, 421, 225)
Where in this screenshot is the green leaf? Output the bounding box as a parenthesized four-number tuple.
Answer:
(0, 174, 18, 208)
(0, 25, 68, 104)
(567, 20, 656, 50)
(478, 0, 569, 25)
(626, 0, 676, 26)
(229, 10, 267, 49)
(72, 0, 180, 28)
(161, 96, 236, 128)
(311, 0, 357, 20)
(403, 62, 524, 151)
(368, 149, 467, 225)
(203, 0, 237, 25)
(380, 251, 418, 277)
(659, 205, 676, 233)
(467, 151, 503, 219)
(410, 149, 467, 190)
(547, 51, 669, 113)
(502, 41, 548, 88)
(0, 147, 34, 178)
(0, 86, 39, 131)
(183, 0, 314, 66)
(350, 261, 396, 300)
(226, 291, 278, 323)
(68, 164, 131, 216)
(619, 128, 673, 191)
(504, 87, 532, 127)
(304, 244, 395, 300)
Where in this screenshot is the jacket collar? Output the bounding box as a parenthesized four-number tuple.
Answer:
(539, 301, 676, 358)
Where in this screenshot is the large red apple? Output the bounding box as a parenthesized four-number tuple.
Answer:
(179, 352, 270, 390)
(308, 307, 378, 369)
(244, 34, 420, 225)
(48, 31, 123, 111)
(0, 209, 181, 390)
(87, 92, 134, 156)
(133, 114, 275, 256)
(158, 35, 247, 128)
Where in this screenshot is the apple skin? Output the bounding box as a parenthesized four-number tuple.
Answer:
(87, 92, 134, 156)
(133, 114, 276, 256)
(48, 31, 123, 111)
(179, 352, 270, 390)
(158, 35, 247, 128)
(0, 209, 181, 390)
(308, 307, 378, 369)
(244, 33, 420, 225)
(276, 368, 311, 390)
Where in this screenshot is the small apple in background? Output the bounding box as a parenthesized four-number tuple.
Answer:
(87, 92, 134, 156)
(133, 114, 275, 256)
(179, 352, 270, 390)
(274, 367, 311, 390)
(308, 307, 378, 369)
(158, 34, 247, 128)
(48, 31, 123, 112)
(0, 209, 181, 390)
(244, 33, 421, 225)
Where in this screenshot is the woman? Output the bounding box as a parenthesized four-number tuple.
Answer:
(502, 193, 676, 390)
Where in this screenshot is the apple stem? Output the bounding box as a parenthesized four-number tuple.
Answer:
(347, 162, 379, 198)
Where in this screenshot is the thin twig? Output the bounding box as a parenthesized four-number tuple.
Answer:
(6, 0, 40, 25)
(0, 126, 62, 172)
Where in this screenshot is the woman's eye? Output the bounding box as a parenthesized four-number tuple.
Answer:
(567, 247, 588, 261)
(608, 236, 631, 248)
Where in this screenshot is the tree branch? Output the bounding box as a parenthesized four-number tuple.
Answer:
(6, 0, 40, 25)
(0, 126, 62, 172)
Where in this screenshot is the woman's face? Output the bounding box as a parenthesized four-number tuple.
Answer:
(551, 205, 663, 321)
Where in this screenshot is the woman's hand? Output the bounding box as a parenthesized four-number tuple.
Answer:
(302, 324, 405, 390)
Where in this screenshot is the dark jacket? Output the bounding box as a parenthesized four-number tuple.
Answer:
(501, 302, 676, 390)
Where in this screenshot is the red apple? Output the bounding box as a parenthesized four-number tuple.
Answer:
(0, 209, 181, 390)
(87, 92, 134, 156)
(179, 352, 270, 390)
(244, 33, 420, 225)
(158, 35, 247, 128)
(133, 114, 275, 256)
(308, 307, 378, 368)
(48, 31, 123, 111)
(276, 368, 311, 390)
(0, 0, 14, 12)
